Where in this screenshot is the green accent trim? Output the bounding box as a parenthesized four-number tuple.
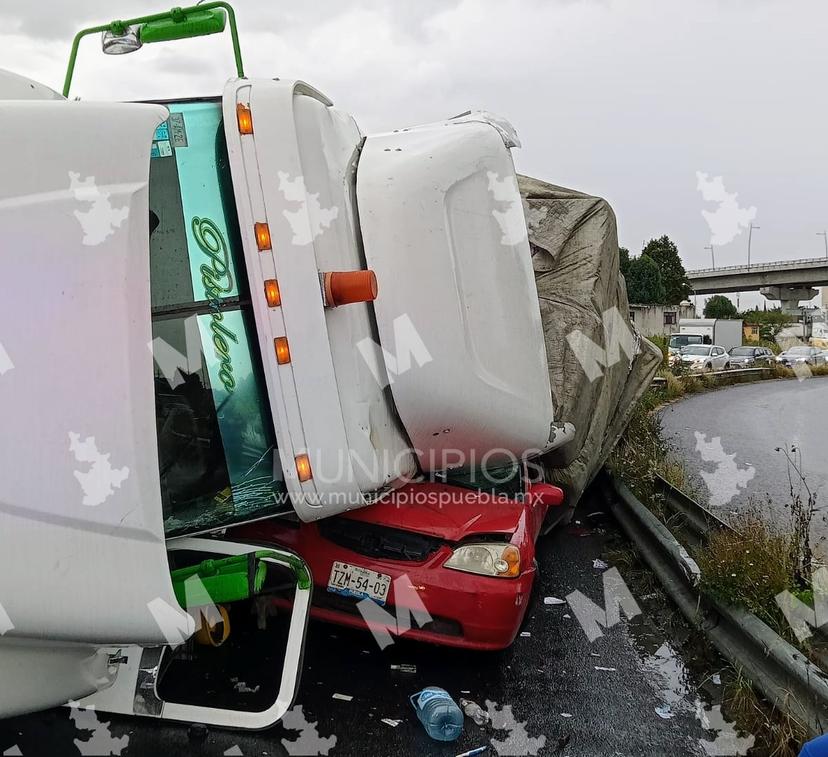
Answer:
(171, 553, 264, 607)
(140, 8, 226, 45)
(170, 550, 312, 608)
(256, 550, 313, 591)
(63, 2, 244, 97)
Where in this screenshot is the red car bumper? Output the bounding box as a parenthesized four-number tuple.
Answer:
(231, 481, 562, 651)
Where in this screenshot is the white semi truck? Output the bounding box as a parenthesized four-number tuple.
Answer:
(0, 3, 573, 727)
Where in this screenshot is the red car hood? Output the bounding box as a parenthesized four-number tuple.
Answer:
(341, 482, 525, 542)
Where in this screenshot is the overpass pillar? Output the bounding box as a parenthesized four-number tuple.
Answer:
(760, 285, 819, 315)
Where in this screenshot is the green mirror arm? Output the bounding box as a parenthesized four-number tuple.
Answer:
(62, 1, 245, 98)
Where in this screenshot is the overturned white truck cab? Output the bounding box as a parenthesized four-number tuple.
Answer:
(0, 3, 567, 726)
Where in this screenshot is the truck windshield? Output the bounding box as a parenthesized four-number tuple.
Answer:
(670, 334, 703, 348)
(148, 99, 287, 536)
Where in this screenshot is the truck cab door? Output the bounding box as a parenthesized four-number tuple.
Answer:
(77, 538, 312, 730)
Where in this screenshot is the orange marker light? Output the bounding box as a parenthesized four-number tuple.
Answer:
(295, 454, 313, 482)
(274, 337, 291, 364)
(264, 279, 281, 307)
(255, 222, 271, 251)
(322, 270, 378, 307)
(237, 103, 253, 134)
(498, 545, 521, 578)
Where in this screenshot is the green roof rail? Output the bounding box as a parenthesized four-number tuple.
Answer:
(63, 2, 245, 97)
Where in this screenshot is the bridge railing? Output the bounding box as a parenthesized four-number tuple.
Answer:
(688, 256, 828, 276)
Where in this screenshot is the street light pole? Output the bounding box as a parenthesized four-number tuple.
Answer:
(705, 245, 715, 269)
(747, 223, 760, 269)
(818, 230, 828, 258)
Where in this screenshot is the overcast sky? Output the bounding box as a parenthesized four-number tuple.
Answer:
(2, 0, 826, 309)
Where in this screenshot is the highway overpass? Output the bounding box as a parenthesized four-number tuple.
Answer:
(687, 257, 828, 312)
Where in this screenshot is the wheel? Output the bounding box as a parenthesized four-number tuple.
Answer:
(724, 362, 731, 370)
(704, 363, 713, 373)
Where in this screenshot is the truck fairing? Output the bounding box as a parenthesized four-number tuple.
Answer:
(357, 116, 557, 470)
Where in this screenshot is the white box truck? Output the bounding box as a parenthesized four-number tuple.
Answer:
(669, 318, 743, 353)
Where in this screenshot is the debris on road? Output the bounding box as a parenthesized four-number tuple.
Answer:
(411, 687, 464, 741)
(459, 698, 491, 726)
(332, 693, 353, 702)
(455, 747, 488, 757)
(655, 706, 674, 720)
(544, 596, 566, 605)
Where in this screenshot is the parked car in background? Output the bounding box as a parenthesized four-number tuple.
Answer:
(676, 344, 731, 372)
(776, 346, 827, 367)
(728, 346, 774, 368)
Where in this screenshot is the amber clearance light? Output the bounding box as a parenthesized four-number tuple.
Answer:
(237, 103, 254, 135)
(264, 279, 281, 307)
(274, 337, 291, 364)
(255, 222, 271, 251)
(295, 454, 313, 482)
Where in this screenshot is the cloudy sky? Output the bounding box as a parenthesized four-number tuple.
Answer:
(2, 0, 826, 308)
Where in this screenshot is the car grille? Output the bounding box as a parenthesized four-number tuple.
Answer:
(318, 518, 445, 562)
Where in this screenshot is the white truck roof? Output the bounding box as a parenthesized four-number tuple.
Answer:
(357, 116, 555, 469)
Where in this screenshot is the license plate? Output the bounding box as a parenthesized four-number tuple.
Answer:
(327, 562, 391, 605)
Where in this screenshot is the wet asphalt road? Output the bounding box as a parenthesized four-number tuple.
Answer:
(0, 490, 741, 757)
(660, 376, 828, 553)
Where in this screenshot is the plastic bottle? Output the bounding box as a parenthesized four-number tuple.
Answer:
(409, 687, 464, 742)
(459, 698, 490, 726)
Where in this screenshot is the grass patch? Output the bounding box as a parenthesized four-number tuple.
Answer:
(724, 666, 807, 757)
(695, 515, 796, 633)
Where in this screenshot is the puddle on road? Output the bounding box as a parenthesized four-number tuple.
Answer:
(624, 596, 759, 756)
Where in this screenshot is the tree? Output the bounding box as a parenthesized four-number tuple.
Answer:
(703, 294, 738, 319)
(625, 254, 666, 304)
(738, 307, 793, 327)
(619, 246, 630, 277)
(642, 235, 692, 304)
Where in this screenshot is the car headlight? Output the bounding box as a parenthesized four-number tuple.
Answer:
(444, 543, 521, 578)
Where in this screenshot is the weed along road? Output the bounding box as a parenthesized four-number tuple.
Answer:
(660, 377, 828, 555)
(0, 494, 746, 756)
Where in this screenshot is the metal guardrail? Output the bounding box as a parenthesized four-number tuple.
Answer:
(689, 257, 828, 276)
(604, 472, 828, 736)
(654, 474, 734, 540)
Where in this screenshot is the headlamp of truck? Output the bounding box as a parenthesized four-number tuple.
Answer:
(101, 25, 142, 55)
(445, 543, 521, 578)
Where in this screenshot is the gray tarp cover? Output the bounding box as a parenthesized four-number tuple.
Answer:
(520, 176, 662, 509)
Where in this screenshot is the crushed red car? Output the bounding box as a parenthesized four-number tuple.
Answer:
(231, 471, 564, 651)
